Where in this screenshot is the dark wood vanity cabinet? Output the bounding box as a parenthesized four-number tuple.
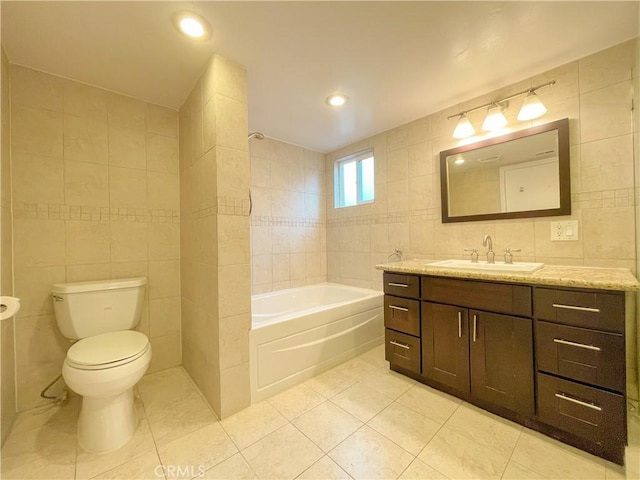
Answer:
(533, 286, 627, 463)
(383, 271, 631, 465)
(421, 278, 534, 417)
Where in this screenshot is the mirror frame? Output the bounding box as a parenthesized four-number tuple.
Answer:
(440, 118, 570, 223)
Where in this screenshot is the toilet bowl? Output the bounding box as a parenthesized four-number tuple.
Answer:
(62, 330, 152, 453)
(52, 277, 150, 454)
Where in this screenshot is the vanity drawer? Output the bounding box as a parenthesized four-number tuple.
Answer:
(385, 329, 421, 374)
(384, 273, 420, 299)
(534, 287, 624, 333)
(536, 321, 625, 392)
(422, 276, 532, 317)
(537, 373, 625, 449)
(384, 296, 420, 336)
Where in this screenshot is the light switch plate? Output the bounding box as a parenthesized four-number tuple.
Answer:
(550, 220, 579, 241)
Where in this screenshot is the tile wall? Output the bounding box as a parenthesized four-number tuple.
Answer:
(1, 47, 17, 444)
(634, 37, 640, 401)
(250, 138, 327, 294)
(179, 54, 251, 418)
(8, 66, 181, 411)
(325, 40, 638, 399)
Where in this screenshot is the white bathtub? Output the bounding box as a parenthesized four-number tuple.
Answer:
(250, 283, 384, 402)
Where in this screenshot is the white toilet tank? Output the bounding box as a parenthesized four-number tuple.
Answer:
(52, 277, 147, 340)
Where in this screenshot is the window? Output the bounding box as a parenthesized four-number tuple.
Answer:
(334, 148, 375, 208)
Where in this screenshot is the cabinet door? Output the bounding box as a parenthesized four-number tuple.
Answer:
(470, 310, 534, 416)
(422, 302, 470, 392)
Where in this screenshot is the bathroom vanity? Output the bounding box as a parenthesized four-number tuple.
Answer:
(377, 260, 639, 465)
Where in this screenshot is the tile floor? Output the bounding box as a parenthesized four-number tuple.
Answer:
(1, 344, 639, 480)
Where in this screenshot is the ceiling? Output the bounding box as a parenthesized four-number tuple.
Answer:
(2, 1, 638, 153)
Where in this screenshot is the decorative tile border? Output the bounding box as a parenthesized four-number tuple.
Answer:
(326, 208, 440, 227)
(250, 216, 324, 227)
(572, 188, 636, 209)
(188, 196, 251, 219)
(13, 202, 179, 223)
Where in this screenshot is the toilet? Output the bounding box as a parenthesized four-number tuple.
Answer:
(52, 277, 152, 453)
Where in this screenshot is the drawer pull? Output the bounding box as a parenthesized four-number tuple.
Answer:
(553, 338, 601, 352)
(389, 305, 409, 312)
(472, 314, 477, 342)
(458, 311, 462, 338)
(389, 340, 410, 350)
(552, 303, 600, 313)
(554, 393, 602, 411)
(388, 282, 409, 288)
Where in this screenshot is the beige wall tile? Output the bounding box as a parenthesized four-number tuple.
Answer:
(109, 166, 147, 209)
(147, 134, 179, 174)
(110, 222, 148, 262)
(148, 223, 179, 260)
(213, 55, 248, 103)
(111, 261, 148, 279)
(219, 362, 250, 418)
(215, 95, 248, 152)
(108, 93, 146, 131)
(14, 315, 69, 367)
(147, 104, 178, 138)
(65, 220, 110, 265)
(218, 216, 250, 266)
(13, 219, 65, 268)
(216, 146, 250, 199)
(149, 296, 181, 338)
(108, 126, 146, 169)
(1, 319, 16, 442)
(202, 97, 217, 154)
(11, 106, 63, 156)
(218, 264, 250, 318)
(64, 114, 108, 164)
(579, 40, 635, 94)
(63, 81, 107, 121)
(14, 266, 66, 317)
(583, 206, 635, 259)
(64, 160, 109, 206)
(148, 331, 182, 374)
(66, 263, 111, 282)
(218, 313, 250, 370)
(16, 357, 67, 411)
(12, 152, 64, 205)
(581, 81, 633, 143)
(149, 259, 180, 299)
(11, 65, 63, 111)
(147, 171, 179, 210)
(580, 135, 634, 192)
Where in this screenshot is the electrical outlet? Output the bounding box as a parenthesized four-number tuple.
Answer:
(550, 220, 579, 241)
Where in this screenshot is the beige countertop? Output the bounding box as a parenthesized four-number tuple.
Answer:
(375, 260, 640, 291)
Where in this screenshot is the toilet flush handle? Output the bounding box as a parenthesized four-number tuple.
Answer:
(52, 294, 64, 302)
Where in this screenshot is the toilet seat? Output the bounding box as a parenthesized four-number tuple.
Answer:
(66, 331, 150, 370)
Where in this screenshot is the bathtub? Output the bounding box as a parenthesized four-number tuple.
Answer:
(249, 283, 384, 402)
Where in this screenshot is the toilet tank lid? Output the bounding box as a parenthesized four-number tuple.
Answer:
(52, 277, 147, 294)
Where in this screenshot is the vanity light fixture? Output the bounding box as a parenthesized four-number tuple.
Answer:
(452, 113, 475, 139)
(448, 80, 555, 139)
(172, 11, 211, 40)
(517, 91, 547, 121)
(482, 103, 508, 131)
(326, 94, 349, 107)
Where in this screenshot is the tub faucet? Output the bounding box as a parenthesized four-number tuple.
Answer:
(482, 234, 495, 264)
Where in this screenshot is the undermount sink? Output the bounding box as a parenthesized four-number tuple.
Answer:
(427, 259, 545, 273)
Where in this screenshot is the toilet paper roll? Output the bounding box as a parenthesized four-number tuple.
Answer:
(0, 296, 21, 321)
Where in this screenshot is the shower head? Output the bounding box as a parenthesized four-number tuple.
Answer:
(248, 132, 265, 140)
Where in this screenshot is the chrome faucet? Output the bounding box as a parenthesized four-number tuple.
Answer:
(482, 234, 495, 264)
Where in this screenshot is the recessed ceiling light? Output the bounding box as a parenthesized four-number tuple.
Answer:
(326, 94, 349, 107)
(172, 12, 211, 40)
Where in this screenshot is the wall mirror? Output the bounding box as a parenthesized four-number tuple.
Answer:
(440, 118, 570, 223)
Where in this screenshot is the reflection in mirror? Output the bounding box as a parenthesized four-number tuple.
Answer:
(440, 118, 570, 223)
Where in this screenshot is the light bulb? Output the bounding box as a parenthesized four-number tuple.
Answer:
(326, 94, 349, 107)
